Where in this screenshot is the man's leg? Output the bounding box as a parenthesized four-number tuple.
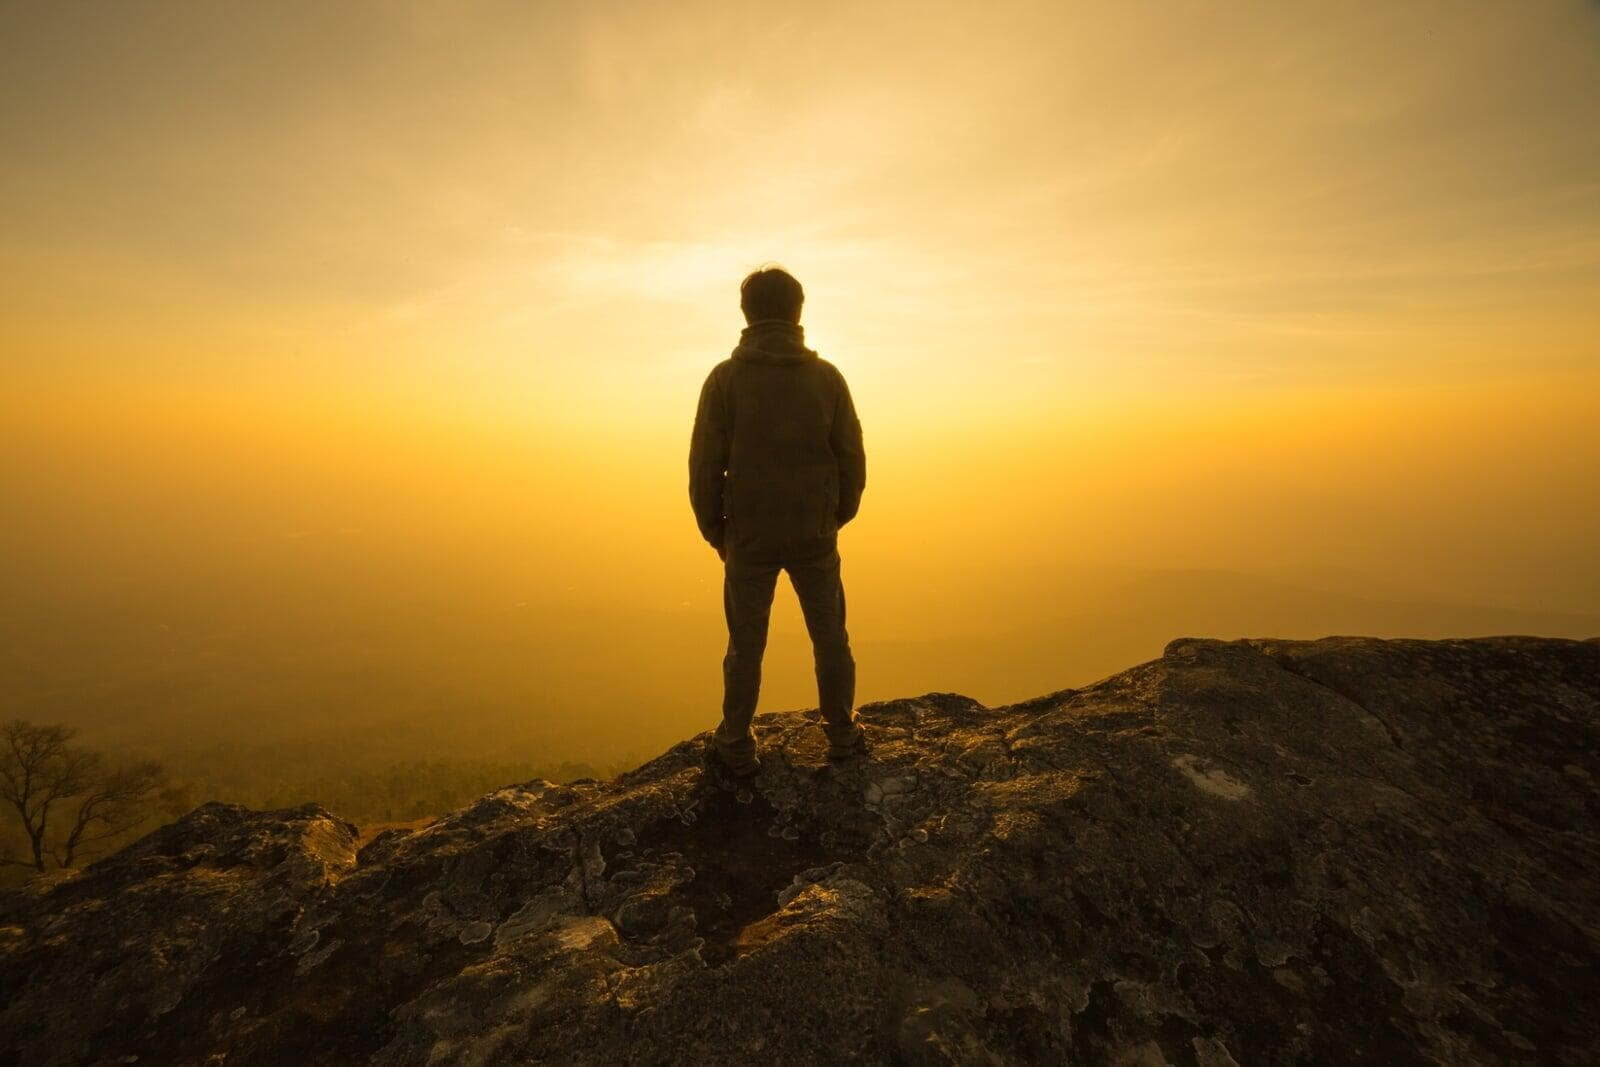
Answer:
(788, 551, 864, 756)
(718, 558, 781, 774)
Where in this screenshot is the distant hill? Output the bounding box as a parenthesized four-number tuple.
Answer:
(848, 568, 1600, 704)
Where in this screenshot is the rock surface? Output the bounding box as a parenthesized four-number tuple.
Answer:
(3, 636, 1598, 1065)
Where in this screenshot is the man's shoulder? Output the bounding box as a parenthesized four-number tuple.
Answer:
(814, 357, 849, 387)
(703, 358, 737, 386)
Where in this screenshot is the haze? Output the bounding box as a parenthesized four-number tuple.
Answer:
(3, 2, 1598, 783)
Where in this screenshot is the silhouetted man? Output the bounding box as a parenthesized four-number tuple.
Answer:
(689, 267, 868, 777)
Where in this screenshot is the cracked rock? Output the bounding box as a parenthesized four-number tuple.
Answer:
(1, 637, 1596, 1065)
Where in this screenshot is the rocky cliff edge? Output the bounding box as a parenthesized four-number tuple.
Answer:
(3, 636, 1598, 1065)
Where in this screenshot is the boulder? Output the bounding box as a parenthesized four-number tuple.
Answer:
(2, 636, 1596, 1064)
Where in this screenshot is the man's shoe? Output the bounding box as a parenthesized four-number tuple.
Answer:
(708, 741, 762, 779)
(827, 730, 870, 763)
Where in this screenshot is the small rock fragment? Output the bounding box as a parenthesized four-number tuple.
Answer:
(1191, 1036, 1241, 1067)
(1172, 755, 1251, 801)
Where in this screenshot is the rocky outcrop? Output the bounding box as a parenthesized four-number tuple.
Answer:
(2, 636, 1597, 1065)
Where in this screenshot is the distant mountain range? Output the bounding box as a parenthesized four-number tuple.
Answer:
(7, 566, 1596, 766)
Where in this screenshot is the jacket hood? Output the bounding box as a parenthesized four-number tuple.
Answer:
(732, 320, 817, 365)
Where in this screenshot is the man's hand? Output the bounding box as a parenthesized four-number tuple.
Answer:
(710, 527, 727, 562)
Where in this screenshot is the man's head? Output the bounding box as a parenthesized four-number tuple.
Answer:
(739, 266, 804, 324)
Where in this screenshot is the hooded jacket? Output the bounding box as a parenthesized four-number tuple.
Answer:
(689, 320, 866, 563)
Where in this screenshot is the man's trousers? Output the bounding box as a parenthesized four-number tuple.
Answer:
(715, 550, 860, 768)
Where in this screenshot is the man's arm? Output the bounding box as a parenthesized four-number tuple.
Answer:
(831, 373, 866, 527)
(688, 368, 729, 553)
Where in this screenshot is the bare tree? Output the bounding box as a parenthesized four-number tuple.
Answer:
(1, 721, 91, 871)
(53, 758, 165, 867)
(1, 720, 167, 871)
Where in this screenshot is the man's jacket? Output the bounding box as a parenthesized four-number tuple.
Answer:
(689, 320, 866, 564)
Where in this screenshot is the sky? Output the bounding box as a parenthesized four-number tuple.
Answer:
(2, 1, 1598, 758)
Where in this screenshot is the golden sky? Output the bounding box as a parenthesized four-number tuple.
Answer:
(2, 2, 1598, 754)
(6, 1, 1597, 410)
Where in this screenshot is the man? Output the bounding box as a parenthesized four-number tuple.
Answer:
(689, 266, 869, 777)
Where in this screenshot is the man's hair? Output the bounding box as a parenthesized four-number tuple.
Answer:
(739, 266, 804, 323)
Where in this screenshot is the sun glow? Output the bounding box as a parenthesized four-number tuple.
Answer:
(3, 1, 1598, 765)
